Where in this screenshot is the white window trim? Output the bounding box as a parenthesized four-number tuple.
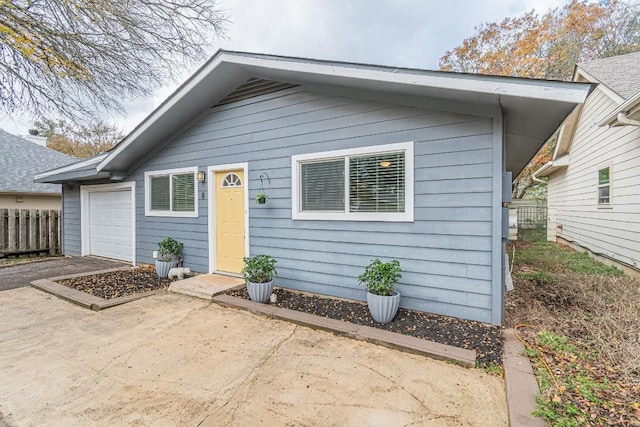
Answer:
(144, 166, 198, 217)
(80, 181, 136, 266)
(597, 162, 613, 208)
(291, 141, 414, 222)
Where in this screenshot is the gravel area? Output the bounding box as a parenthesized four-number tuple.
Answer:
(229, 287, 503, 367)
(58, 266, 171, 299)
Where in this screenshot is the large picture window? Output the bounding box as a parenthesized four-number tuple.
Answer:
(145, 167, 198, 217)
(292, 142, 413, 222)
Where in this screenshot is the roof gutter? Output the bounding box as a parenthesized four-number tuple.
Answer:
(532, 155, 570, 180)
(616, 112, 640, 126)
(598, 90, 640, 127)
(531, 163, 551, 183)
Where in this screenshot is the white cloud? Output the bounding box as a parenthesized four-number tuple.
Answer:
(1, 0, 571, 135)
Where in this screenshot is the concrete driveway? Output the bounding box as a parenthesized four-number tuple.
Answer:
(0, 257, 128, 292)
(0, 288, 508, 426)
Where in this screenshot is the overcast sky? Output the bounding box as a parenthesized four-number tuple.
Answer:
(1, 0, 569, 136)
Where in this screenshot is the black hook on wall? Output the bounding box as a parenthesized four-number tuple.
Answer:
(259, 172, 270, 192)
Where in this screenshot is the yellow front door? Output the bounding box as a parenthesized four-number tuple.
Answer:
(215, 170, 245, 273)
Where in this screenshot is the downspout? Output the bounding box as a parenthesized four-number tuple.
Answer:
(617, 112, 640, 127)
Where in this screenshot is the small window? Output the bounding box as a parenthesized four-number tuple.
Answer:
(292, 142, 414, 222)
(221, 173, 242, 188)
(598, 165, 611, 206)
(145, 167, 198, 217)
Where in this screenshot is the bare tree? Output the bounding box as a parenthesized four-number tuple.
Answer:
(0, 0, 227, 120)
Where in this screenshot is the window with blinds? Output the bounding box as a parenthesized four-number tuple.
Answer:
(172, 173, 195, 212)
(150, 176, 170, 210)
(350, 153, 404, 213)
(292, 142, 413, 221)
(145, 168, 197, 216)
(301, 160, 344, 211)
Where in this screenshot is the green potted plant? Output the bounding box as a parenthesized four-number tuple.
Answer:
(358, 259, 402, 323)
(256, 192, 268, 204)
(242, 254, 277, 303)
(155, 237, 183, 278)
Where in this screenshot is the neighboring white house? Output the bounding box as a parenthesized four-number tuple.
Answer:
(0, 129, 76, 210)
(535, 52, 640, 270)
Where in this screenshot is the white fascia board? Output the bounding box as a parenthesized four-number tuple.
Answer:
(224, 53, 591, 104)
(598, 90, 640, 127)
(34, 154, 107, 180)
(552, 105, 582, 160)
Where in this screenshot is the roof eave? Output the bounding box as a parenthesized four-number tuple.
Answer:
(34, 154, 108, 183)
(97, 50, 592, 175)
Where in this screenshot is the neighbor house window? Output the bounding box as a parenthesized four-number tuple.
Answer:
(145, 167, 198, 217)
(598, 165, 612, 206)
(291, 142, 413, 222)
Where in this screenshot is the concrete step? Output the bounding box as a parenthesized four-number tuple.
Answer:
(169, 273, 244, 300)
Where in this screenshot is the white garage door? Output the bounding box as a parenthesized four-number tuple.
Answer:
(88, 190, 133, 262)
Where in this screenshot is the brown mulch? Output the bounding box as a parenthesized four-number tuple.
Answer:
(229, 287, 503, 368)
(58, 266, 171, 300)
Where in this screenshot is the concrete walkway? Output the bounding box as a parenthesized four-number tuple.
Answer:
(0, 257, 128, 292)
(0, 287, 508, 426)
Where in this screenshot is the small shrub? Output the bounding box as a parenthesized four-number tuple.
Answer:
(242, 255, 277, 283)
(358, 259, 402, 296)
(157, 237, 183, 262)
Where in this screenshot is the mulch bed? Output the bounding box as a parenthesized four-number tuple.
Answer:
(58, 266, 171, 300)
(229, 287, 503, 367)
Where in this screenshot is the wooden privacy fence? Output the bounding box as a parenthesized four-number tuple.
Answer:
(0, 209, 61, 257)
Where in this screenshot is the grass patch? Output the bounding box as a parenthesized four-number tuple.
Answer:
(512, 241, 622, 276)
(507, 241, 640, 426)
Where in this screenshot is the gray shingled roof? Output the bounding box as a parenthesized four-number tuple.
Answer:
(0, 129, 77, 194)
(578, 52, 640, 100)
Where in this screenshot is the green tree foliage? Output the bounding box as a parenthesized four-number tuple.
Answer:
(34, 119, 124, 158)
(440, 0, 640, 80)
(441, 0, 640, 198)
(0, 1, 227, 120)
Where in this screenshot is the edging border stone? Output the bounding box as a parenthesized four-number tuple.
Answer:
(503, 328, 547, 427)
(30, 267, 166, 311)
(212, 294, 476, 367)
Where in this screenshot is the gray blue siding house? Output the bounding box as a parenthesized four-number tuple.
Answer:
(36, 51, 590, 325)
